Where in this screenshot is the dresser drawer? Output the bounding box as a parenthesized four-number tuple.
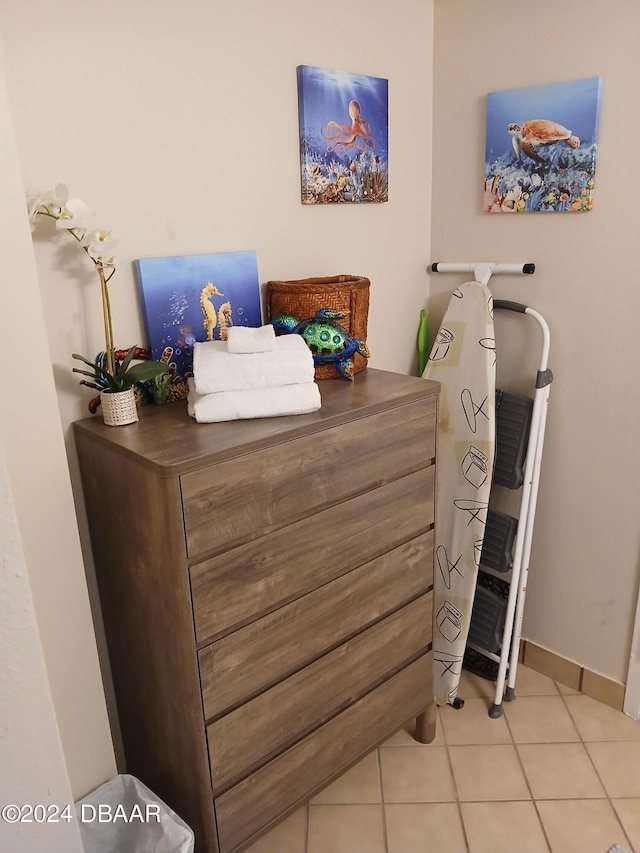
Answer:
(191, 466, 434, 646)
(74, 368, 439, 853)
(214, 654, 432, 853)
(207, 593, 432, 793)
(199, 530, 433, 719)
(182, 396, 436, 561)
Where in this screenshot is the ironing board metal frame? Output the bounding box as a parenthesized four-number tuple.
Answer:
(488, 299, 552, 717)
(429, 262, 552, 718)
(430, 262, 535, 286)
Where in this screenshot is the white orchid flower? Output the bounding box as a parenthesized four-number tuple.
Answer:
(27, 183, 69, 228)
(84, 229, 117, 268)
(56, 197, 93, 235)
(43, 183, 69, 210)
(26, 184, 119, 381)
(27, 196, 42, 230)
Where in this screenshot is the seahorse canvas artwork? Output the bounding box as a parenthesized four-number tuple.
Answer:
(135, 251, 262, 392)
(484, 77, 602, 213)
(297, 64, 388, 204)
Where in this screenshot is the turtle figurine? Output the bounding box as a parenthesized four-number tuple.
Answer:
(272, 308, 370, 380)
(508, 119, 580, 164)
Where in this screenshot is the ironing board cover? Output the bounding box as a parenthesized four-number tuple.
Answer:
(423, 282, 496, 705)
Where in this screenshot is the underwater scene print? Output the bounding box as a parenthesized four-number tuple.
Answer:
(484, 77, 602, 213)
(134, 251, 262, 385)
(297, 65, 389, 204)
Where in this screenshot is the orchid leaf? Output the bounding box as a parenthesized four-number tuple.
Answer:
(72, 353, 98, 368)
(72, 353, 112, 382)
(120, 360, 170, 388)
(72, 367, 102, 379)
(116, 345, 138, 378)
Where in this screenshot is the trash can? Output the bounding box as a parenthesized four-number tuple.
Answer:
(75, 774, 194, 853)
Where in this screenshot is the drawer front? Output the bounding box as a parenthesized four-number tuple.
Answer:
(214, 654, 433, 853)
(207, 593, 432, 794)
(191, 466, 434, 646)
(182, 396, 436, 560)
(199, 530, 433, 719)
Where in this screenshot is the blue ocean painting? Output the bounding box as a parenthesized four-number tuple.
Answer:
(297, 65, 389, 204)
(134, 251, 262, 382)
(484, 77, 602, 213)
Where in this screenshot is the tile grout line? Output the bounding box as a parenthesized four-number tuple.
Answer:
(289, 676, 637, 853)
(440, 703, 472, 852)
(376, 747, 389, 853)
(501, 685, 553, 852)
(557, 686, 635, 852)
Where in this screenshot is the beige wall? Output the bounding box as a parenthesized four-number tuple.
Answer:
(0, 33, 115, 824)
(0, 446, 84, 853)
(431, 0, 640, 684)
(3, 0, 638, 811)
(3, 0, 434, 434)
(0, 0, 434, 798)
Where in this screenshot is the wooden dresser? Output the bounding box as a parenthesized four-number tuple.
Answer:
(74, 368, 440, 852)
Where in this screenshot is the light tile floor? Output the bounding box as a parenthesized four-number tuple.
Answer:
(244, 665, 640, 853)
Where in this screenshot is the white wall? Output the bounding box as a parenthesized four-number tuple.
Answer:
(431, 0, 640, 684)
(0, 0, 434, 798)
(8, 0, 636, 810)
(0, 447, 84, 853)
(3, 0, 434, 434)
(0, 33, 117, 801)
(0, 40, 87, 839)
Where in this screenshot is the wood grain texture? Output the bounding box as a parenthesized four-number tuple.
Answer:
(199, 531, 433, 719)
(215, 655, 433, 852)
(415, 699, 438, 744)
(191, 467, 434, 646)
(72, 368, 440, 853)
(208, 595, 433, 793)
(73, 369, 439, 475)
(182, 397, 436, 560)
(73, 431, 219, 853)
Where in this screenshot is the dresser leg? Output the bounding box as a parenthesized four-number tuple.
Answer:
(414, 701, 436, 744)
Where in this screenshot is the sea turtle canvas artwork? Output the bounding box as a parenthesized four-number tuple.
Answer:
(484, 77, 602, 213)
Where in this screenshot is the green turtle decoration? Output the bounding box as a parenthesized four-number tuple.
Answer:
(272, 308, 370, 380)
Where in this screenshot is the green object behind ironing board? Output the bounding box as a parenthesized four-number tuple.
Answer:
(417, 308, 429, 376)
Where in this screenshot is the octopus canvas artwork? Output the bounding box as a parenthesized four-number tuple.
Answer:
(297, 65, 389, 204)
(134, 251, 262, 396)
(484, 77, 602, 213)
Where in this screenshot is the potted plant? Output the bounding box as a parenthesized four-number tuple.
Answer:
(72, 347, 170, 425)
(28, 184, 169, 425)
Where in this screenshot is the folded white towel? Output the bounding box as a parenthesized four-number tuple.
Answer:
(193, 334, 314, 395)
(187, 378, 321, 423)
(226, 324, 276, 354)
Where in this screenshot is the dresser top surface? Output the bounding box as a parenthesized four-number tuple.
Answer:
(73, 368, 439, 475)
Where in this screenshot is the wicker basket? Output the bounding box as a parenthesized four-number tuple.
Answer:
(266, 275, 370, 380)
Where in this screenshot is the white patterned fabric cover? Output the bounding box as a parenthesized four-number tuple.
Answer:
(423, 283, 496, 705)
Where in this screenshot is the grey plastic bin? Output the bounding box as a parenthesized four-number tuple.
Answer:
(75, 774, 194, 853)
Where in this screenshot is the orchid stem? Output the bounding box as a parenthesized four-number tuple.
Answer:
(98, 265, 116, 376)
(34, 207, 117, 377)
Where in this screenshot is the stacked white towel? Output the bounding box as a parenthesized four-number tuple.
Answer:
(188, 327, 320, 423)
(192, 333, 315, 394)
(187, 379, 321, 423)
(226, 323, 276, 354)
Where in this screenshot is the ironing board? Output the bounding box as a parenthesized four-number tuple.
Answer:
(424, 282, 496, 706)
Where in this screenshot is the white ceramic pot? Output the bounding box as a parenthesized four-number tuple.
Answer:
(100, 388, 139, 426)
